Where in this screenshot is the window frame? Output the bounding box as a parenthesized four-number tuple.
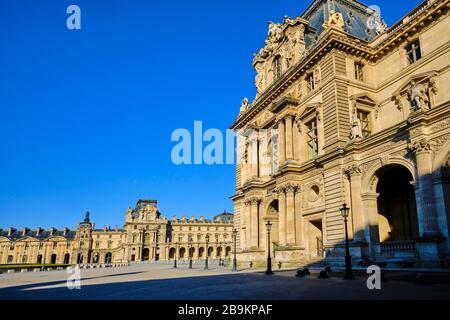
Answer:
(406, 40, 422, 64)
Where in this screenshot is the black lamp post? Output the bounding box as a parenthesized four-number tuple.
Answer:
(188, 237, 193, 269)
(204, 234, 209, 270)
(173, 242, 178, 269)
(232, 229, 238, 272)
(265, 221, 273, 275)
(340, 203, 354, 280)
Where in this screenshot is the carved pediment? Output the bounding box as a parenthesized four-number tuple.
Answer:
(299, 102, 322, 121)
(392, 71, 439, 112)
(349, 92, 379, 118)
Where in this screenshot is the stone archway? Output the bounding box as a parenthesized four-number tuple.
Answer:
(142, 248, 150, 261)
(264, 199, 279, 247)
(375, 165, 419, 242)
(105, 252, 112, 264)
(168, 247, 176, 260)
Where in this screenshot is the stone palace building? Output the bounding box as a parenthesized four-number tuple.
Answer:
(231, 0, 450, 268)
(0, 200, 234, 265)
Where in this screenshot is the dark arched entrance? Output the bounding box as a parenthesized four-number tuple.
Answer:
(105, 252, 112, 264)
(37, 254, 43, 264)
(64, 253, 70, 264)
(179, 247, 186, 259)
(50, 254, 57, 264)
(142, 248, 150, 261)
(376, 165, 419, 242)
(169, 248, 176, 260)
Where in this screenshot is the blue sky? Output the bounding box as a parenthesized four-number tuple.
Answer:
(0, 0, 423, 229)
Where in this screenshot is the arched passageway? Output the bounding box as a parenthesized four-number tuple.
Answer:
(105, 252, 112, 264)
(142, 248, 150, 261)
(376, 165, 419, 242)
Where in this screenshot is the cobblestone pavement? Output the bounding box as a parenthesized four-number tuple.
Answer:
(0, 263, 449, 300)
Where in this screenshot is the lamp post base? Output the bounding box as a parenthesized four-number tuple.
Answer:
(232, 258, 237, 272)
(344, 255, 354, 280)
(265, 257, 273, 275)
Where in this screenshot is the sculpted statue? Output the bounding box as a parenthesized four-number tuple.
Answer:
(349, 113, 363, 140)
(268, 21, 284, 44)
(255, 64, 265, 96)
(240, 98, 250, 113)
(323, 10, 345, 30)
(407, 80, 430, 111)
(375, 20, 388, 35)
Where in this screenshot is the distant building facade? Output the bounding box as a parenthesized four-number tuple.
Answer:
(0, 200, 234, 265)
(231, 0, 450, 268)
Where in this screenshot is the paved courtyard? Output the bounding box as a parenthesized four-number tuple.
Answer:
(0, 263, 449, 300)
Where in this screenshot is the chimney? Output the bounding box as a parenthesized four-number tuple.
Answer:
(8, 227, 15, 236)
(104, 225, 108, 231)
(36, 227, 43, 235)
(63, 227, 70, 236)
(50, 227, 56, 235)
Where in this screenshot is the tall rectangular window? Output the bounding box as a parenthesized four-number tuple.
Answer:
(357, 110, 371, 138)
(406, 40, 421, 64)
(274, 56, 282, 81)
(306, 119, 319, 160)
(355, 62, 364, 81)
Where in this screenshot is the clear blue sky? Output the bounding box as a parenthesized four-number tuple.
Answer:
(0, 0, 423, 229)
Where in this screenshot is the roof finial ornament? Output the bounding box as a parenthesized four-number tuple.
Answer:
(84, 211, 90, 223)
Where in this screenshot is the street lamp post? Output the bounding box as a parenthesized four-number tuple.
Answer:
(173, 242, 178, 269)
(340, 203, 354, 280)
(232, 229, 238, 272)
(188, 237, 193, 269)
(265, 221, 273, 275)
(204, 234, 209, 270)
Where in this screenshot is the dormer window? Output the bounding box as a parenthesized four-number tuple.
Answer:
(406, 40, 421, 64)
(274, 56, 282, 81)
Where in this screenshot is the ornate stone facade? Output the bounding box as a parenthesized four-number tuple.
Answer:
(232, 0, 450, 268)
(0, 200, 234, 265)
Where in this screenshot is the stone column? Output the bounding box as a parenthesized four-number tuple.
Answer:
(277, 187, 287, 246)
(361, 192, 380, 258)
(244, 200, 252, 250)
(344, 164, 366, 242)
(278, 119, 286, 163)
(294, 187, 304, 245)
(411, 139, 441, 238)
(286, 184, 297, 245)
(293, 116, 302, 162)
(249, 132, 259, 178)
(250, 198, 261, 248)
(285, 115, 294, 160)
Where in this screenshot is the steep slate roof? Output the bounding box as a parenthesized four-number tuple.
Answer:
(302, 0, 381, 46)
(0, 229, 76, 241)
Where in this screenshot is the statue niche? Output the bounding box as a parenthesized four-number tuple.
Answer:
(392, 72, 439, 113)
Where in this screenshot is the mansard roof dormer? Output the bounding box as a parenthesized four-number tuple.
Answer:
(253, 16, 308, 98)
(301, 0, 387, 45)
